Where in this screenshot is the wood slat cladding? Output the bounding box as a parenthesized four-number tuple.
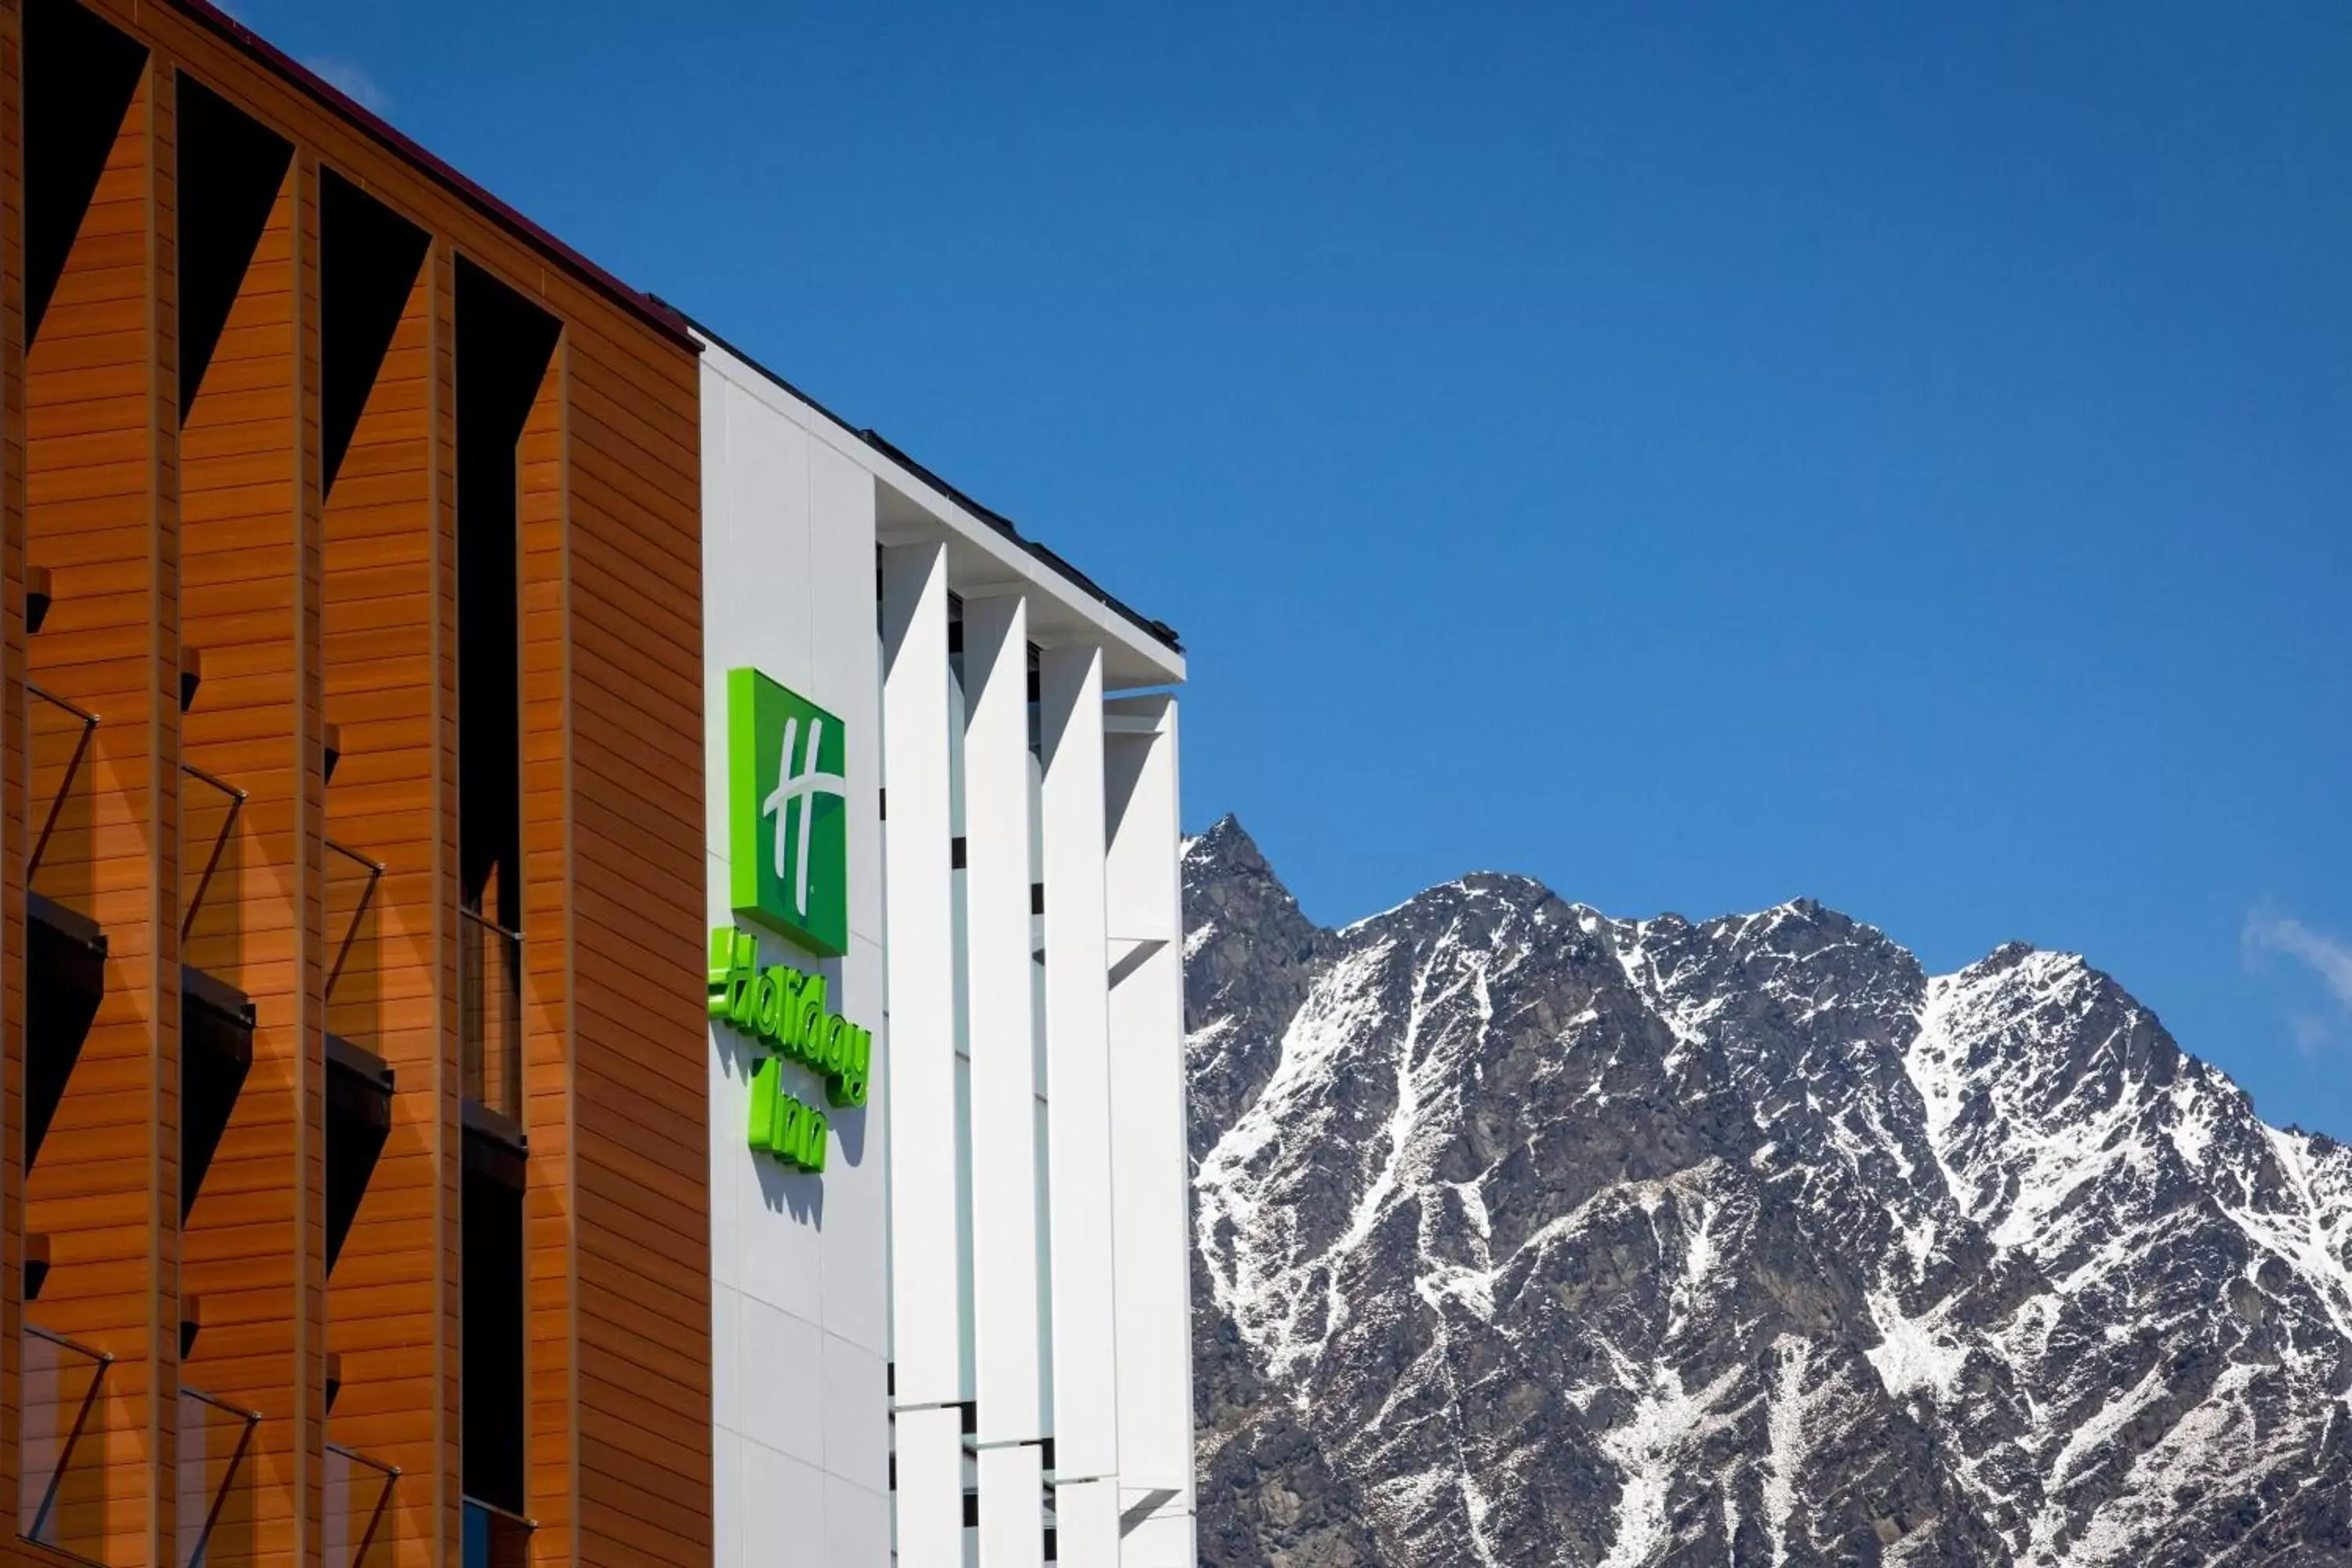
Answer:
(321, 231, 452, 1568)
(1, 5, 27, 1540)
(176, 118, 316, 1568)
(20, 50, 181, 1568)
(7, 2, 710, 1565)
(518, 343, 573, 1565)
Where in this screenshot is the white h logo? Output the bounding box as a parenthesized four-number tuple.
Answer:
(760, 716, 846, 919)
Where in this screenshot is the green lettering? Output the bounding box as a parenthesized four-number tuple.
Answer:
(709, 927, 756, 1024)
(826, 1025, 870, 1109)
(746, 1056, 780, 1150)
(793, 972, 828, 1067)
(752, 967, 784, 1040)
(714, 924, 870, 1156)
(773, 967, 804, 1052)
(781, 1091, 809, 1166)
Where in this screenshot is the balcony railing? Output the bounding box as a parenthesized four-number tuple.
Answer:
(325, 1442, 399, 1568)
(175, 1386, 260, 1568)
(460, 1496, 534, 1568)
(180, 761, 247, 956)
(26, 684, 99, 916)
(458, 906, 522, 1122)
(19, 1323, 111, 1563)
(324, 840, 387, 1053)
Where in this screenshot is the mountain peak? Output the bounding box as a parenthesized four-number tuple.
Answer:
(1181, 813, 2352, 1566)
(1184, 814, 1294, 895)
(1186, 811, 1255, 857)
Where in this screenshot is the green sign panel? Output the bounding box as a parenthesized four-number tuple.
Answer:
(726, 666, 848, 956)
(709, 927, 873, 1173)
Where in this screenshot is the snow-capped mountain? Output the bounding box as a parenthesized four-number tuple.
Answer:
(1182, 816, 2352, 1566)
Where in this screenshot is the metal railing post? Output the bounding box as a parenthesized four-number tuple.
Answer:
(24, 684, 99, 884)
(179, 763, 248, 944)
(323, 840, 387, 1004)
(22, 1324, 112, 1552)
(178, 1387, 261, 1568)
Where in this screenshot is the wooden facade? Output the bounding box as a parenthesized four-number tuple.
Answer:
(2, 2, 713, 1566)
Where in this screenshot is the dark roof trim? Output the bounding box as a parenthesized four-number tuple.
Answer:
(166, 0, 699, 354)
(662, 303, 1183, 656)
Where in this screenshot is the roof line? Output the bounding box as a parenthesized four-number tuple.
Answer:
(660, 301, 1184, 656)
(165, 0, 699, 354)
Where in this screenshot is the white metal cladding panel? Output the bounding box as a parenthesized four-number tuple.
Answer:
(826, 1473, 893, 1568)
(719, 373, 815, 693)
(1103, 699, 1178, 949)
(881, 540, 963, 1410)
(822, 1329, 892, 1493)
(962, 592, 1047, 1443)
(702, 349, 895, 1566)
(1117, 1505, 1199, 1568)
(1054, 1476, 1120, 1568)
(1104, 696, 1196, 1521)
(1038, 645, 1122, 1481)
(734, 1439, 825, 1567)
(808, 444, 886, 953)
(976, 1443, 1044, 1568)
(825, 930, 892, 1352)
(950, 622, 979, 1400)
(895, 1404, 967, 1567)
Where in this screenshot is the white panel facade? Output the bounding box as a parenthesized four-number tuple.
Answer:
(698, 325, 1190, 1568)
(896, 1405, 967, 1568)
(1039, 645, 1122, 1485)
(1105, 695, 1196, 1565)
(976, 1445, 1045, 1568)
(963, 590, 1047, 1440)
(881, 542, 964, 1414)
(702, 347, 891, 1568)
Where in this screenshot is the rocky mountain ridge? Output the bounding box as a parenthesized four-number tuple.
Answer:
(1182, 816, 2352, 1566)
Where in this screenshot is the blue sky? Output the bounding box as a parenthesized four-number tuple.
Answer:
(246, 2, 2351, 1136)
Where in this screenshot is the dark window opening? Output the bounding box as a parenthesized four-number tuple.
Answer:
(173, 75, 291, 417)
(461, 1135, 526, 1513)
(453, 258, 557, 938)
(24, 0, 147, 343)
(455, 260, 552, 1525)
(320, 171, 430, 493)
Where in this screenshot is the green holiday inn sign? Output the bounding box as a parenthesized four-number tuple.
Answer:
(727, 666, 848, 956)
(708, 929, 871, 1173)
(712, 666, 870, 1174)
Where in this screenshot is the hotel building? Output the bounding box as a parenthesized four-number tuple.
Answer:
(0, 2, 1196, 1566)
(691, 328, 1193, 1567)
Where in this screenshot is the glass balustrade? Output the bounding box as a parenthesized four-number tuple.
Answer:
(325, 1441, 399, 1567)
(19, 1322, 111, 1563)
(325, 839, 387, 1053)
(458, 906, 523, 1121)
(460, 1495, 533, 1568)
(179, 760, 246, 968)
(174, 1386, 259, 1568)
(25, 683, 99, 920)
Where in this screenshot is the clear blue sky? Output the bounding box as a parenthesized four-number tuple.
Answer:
(245, 2, 2350, 1135)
